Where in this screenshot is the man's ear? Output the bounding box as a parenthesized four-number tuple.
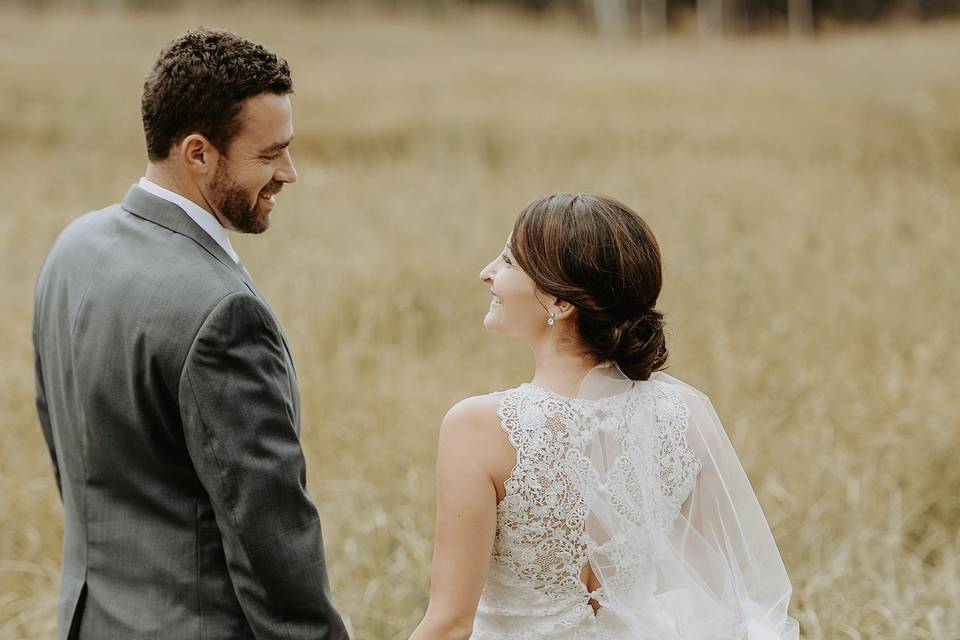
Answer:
(179, 134, 218, 177)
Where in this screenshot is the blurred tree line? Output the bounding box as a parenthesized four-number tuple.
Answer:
(463, 0, 960, 35)
(9, 0, 959, 36)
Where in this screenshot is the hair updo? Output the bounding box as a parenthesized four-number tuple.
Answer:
(510, 192, 668, 381)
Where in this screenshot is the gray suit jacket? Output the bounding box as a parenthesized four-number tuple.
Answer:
(33, 185, 349, 640)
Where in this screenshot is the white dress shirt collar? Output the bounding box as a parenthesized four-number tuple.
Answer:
(138, 177, 240, 265)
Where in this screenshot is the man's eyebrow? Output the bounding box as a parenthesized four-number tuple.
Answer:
(260, 137, 293, 153)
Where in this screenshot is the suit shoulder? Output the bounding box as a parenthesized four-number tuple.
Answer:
(64, 202, 124, 230)
(44, 203, 123, 254)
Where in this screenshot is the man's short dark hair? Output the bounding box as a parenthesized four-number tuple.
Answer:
(141, 28, 293, 162)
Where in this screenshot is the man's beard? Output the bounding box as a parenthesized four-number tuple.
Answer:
(210, 166, 268, 234)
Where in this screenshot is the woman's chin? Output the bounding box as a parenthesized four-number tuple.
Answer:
(483, 310, 504, 334)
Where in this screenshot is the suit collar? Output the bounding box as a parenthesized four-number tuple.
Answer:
(137, 177, 240, 264)
(121, 183, 241, 274)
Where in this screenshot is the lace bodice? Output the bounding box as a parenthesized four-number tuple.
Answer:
(471, 378, 702, 640)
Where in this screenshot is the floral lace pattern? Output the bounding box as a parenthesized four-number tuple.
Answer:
(471, 379, 701, 639)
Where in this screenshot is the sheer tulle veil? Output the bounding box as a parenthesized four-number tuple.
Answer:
(576, 362, 800, 640)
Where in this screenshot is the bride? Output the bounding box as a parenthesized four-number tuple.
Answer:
(408, 193, 800, 640)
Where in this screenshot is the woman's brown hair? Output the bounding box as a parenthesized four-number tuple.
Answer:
(510, 192, 668, 381)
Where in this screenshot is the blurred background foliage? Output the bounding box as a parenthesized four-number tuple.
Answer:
(5, 0, 960, 35)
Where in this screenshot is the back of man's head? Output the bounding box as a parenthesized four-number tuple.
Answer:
(141, 28, 293, 163)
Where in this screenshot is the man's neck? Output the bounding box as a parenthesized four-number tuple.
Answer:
(143, 164, 230, 229)
(144, 164, 194, 201)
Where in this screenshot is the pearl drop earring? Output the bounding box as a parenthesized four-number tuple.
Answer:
(547, 313, 556, 327)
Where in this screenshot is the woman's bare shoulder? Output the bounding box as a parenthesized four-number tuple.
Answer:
(441, 391, 509, 436)
(438, 392, 517, 491)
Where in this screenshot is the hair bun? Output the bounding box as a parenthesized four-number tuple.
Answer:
(610, 309, 668, 381)
(509, 192, 668, 380)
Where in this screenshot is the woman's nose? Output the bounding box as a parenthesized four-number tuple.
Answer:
(479, 262, 494, 283)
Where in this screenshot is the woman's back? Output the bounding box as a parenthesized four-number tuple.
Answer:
(471, 374, 701, 639)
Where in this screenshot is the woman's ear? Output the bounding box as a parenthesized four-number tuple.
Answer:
(553, 298, 576, 321)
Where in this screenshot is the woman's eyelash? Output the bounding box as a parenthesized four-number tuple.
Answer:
(502, 254, 512, 265)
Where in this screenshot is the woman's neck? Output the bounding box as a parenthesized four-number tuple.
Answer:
(529, 337, 600, 397)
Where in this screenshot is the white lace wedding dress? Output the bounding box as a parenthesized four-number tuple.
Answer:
(470, 367, 799, 640)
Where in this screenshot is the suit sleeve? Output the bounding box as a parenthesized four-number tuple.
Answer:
(33, 299, 61, 500)
(179, 291, 349, 640)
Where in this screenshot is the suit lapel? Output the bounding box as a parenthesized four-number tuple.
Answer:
(120, 185, 297, 372)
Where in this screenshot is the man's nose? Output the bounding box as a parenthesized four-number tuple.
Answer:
(276, 149, 298, 184)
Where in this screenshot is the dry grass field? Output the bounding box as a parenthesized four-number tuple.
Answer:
(0, 4, 958, 639)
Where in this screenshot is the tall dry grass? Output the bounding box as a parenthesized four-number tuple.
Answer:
(0, 5, 958, 639)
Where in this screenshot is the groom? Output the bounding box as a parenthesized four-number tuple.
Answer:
(32, 29, 348, 640)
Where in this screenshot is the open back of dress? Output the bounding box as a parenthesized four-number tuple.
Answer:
(470, 367, 799, 640)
